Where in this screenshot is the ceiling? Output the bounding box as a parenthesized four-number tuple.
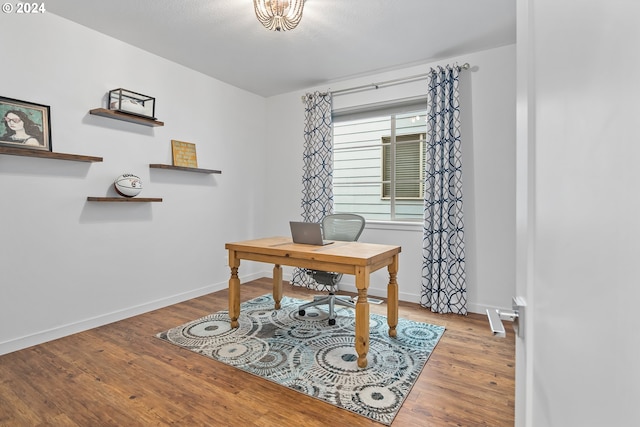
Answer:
(47, 0, 516, 98)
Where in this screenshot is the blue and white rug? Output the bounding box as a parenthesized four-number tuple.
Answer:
(156, 294, 445, 425)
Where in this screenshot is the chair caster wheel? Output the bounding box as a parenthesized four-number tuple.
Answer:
(299, 309, 306, 316)
(329, 318, 336, 326)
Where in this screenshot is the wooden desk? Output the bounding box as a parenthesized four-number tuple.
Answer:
(225, 237, 401, 368)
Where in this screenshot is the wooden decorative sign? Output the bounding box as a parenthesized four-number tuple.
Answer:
(171, 140, 198, 168)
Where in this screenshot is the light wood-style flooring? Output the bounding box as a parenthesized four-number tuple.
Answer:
(0, 278, 515, 426)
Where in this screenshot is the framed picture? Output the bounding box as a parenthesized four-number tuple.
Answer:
(0, 96, 51, 151)
(171, 140, 198, 168)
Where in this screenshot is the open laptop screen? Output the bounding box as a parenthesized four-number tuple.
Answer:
(289, 221, 333, 245)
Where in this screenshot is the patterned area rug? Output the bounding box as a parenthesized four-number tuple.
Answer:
(156, 294, 445, 425)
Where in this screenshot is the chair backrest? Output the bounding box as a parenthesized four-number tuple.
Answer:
(321, 214, 365, 242)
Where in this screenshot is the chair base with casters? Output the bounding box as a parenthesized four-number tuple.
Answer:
(298, 271, 355, 325)
(298, 296, 355, 326)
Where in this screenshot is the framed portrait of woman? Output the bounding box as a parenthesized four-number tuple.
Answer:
(0, 96, 51, 152)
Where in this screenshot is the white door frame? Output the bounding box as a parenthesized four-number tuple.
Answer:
(515, 0, 534, 425)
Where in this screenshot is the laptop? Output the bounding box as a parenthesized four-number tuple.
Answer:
(289, 221, 334, 246)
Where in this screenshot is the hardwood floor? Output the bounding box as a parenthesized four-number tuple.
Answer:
(0, 278, 515, 426)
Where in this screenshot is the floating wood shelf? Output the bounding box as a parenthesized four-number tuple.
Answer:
(149, 164, 222, 174)
(87, 197, 163, 202)
(89, 108, 164, 127)
(0, 146, 103, 162)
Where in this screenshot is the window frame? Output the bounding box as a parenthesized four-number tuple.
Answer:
(332, 97, 427, 222)
(381, 131, 425, 200)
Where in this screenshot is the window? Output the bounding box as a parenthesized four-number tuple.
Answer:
(333, 104, 426, 221)
(382, 133, 425, 199)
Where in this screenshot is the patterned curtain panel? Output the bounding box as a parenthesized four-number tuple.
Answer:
(421, 65, 467, 315)
(291, 91, 334, 289)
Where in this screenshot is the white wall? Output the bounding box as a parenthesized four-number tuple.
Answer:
(0, 13, 267, 355)
(264, 45, 517, 314)
(521, 0, 640, 425)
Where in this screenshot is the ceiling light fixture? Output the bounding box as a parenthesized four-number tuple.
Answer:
(253, 0, 305, 32)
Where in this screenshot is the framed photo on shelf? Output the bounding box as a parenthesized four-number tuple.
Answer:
(0, 96, 51, 152)
(171, 140, 198, 168)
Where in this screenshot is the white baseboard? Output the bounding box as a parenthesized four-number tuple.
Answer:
(1, 271, 508, 356)
(281, 271, 508, 316)
(0, 272, 265, 356)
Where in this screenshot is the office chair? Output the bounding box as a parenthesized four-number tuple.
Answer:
(298, 213, 366, 325)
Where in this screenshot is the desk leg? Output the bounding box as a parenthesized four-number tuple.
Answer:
(387, 254, 399, 338)
(229, 254, 241, 328)
(355, 266, 370, 368)
(273, 264, 283, 309)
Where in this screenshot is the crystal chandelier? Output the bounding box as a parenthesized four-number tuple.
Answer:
(253, 0, 305, 32)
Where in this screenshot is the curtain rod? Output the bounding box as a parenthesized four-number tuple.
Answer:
(301, 63, 470, 102)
